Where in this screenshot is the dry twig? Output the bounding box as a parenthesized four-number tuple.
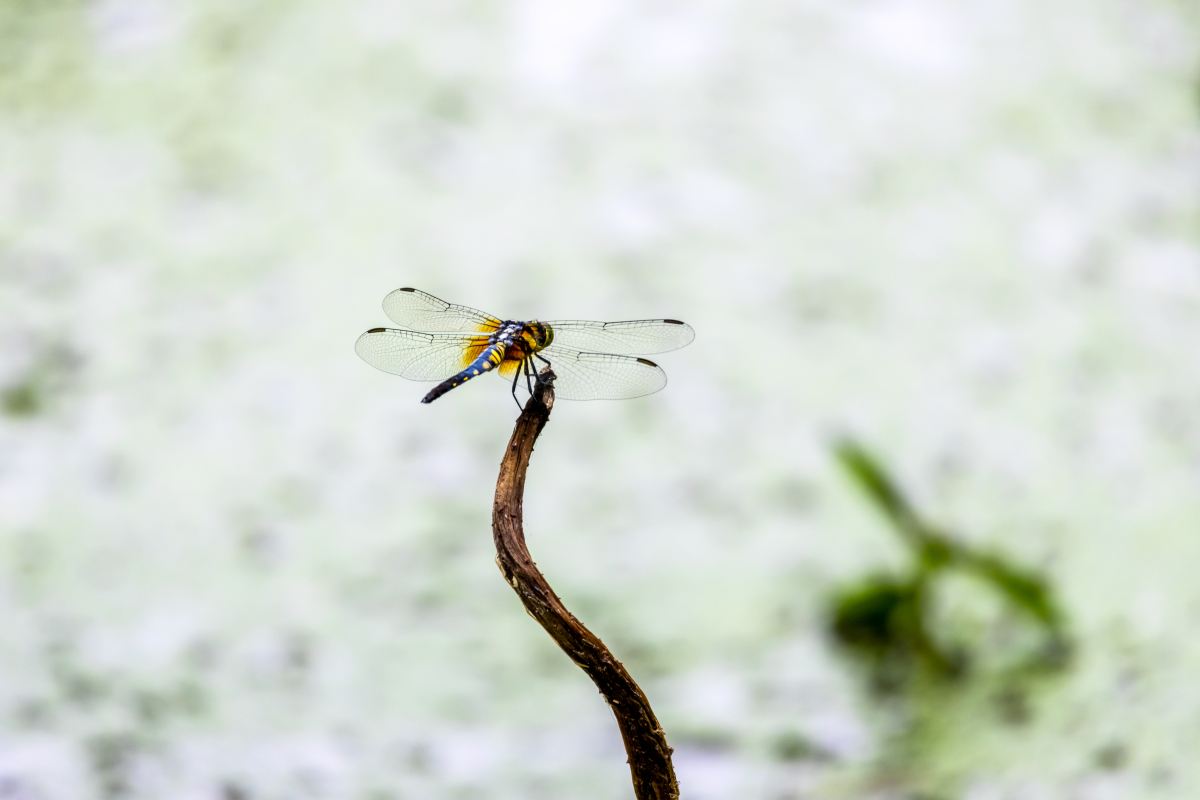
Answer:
(491, 369, 679, 800)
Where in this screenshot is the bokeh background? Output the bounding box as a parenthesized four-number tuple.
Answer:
(2, 1, 1199, 798)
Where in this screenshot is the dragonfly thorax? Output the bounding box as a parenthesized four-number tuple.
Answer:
(491, 320, 553, 355)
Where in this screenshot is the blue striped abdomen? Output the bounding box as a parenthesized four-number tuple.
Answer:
(421, 344, 506, 404)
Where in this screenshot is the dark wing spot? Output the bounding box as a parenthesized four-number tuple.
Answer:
(664, 319, 685, 325)
(399, 287, 416, 293)
(367, 328, 387, 333)
(637, 358, 659, 366)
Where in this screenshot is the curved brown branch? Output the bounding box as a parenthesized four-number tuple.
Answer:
(492, 369, 679, 800)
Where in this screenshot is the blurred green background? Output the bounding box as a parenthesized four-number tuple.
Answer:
(2, 1, 1199, 798)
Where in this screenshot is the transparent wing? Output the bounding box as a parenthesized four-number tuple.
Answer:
(541, 318, 695, 355)
(381, 288, 503, 333)
(534, 345, 668, 400)
(355, 328, 489, 381)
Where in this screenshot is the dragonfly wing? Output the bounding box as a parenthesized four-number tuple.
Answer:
(382, 288, 503, 333)
(355, 328, 489, 381)
(542, 319, 695, 355)
(537, 345, 667, 400)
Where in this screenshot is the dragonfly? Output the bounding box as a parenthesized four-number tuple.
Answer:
(355, 288, 695, 405)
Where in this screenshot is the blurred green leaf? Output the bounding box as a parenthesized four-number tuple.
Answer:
(827, 438, 1069, 695)
(965, 554, 1063, 629)
(834, 439, 917, 528)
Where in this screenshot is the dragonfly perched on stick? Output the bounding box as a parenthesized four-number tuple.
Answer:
(355, 288, 695, 405)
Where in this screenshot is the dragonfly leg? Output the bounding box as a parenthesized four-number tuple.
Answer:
(510, 362, 522, 409)
(524, 358, 535, 396)
(532, 353, 554, 386)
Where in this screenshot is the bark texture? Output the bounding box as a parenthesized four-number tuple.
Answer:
(491, 370, 679, 800)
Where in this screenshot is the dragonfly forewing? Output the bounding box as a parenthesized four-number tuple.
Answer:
(382, 287, 503, 333)
(542, 318, 695, 355)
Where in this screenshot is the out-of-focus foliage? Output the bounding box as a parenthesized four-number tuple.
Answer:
(830, 438, 1068, 693)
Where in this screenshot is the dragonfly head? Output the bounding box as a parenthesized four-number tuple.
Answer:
(527, 321, 553, 350)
